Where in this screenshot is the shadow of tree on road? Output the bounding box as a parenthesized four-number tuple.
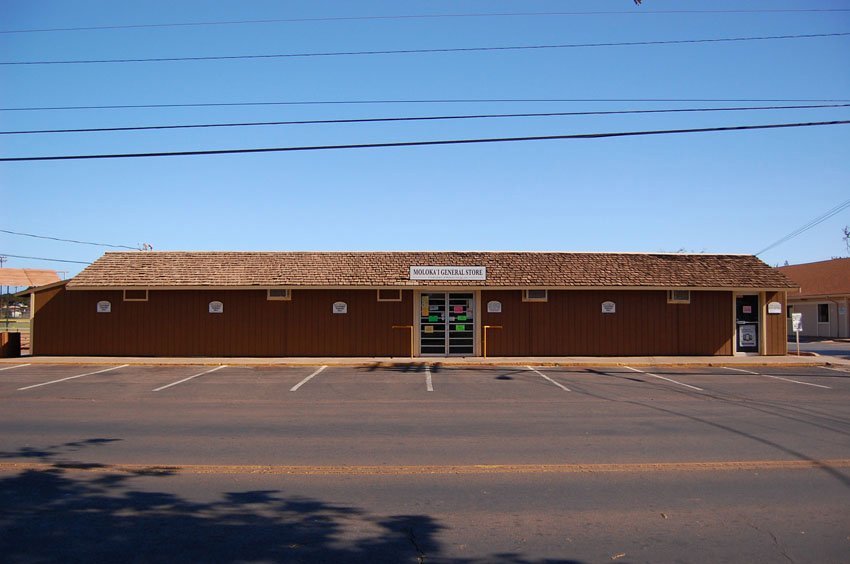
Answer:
(0, 440, 583, 564)
(565, 374, 850, 490)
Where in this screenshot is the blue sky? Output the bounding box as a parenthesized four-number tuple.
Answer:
(1, 0, 848, 278)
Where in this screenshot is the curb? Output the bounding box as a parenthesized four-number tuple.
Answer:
(0, 357, 838, 369)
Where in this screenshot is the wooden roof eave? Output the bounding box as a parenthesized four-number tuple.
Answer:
(786, 292, 850, 301)
(13, 279, 69, 297)
(64, 284, 798, 292)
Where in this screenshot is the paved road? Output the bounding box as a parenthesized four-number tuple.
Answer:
(1, 363, 849, 563)
(790, 339, 850, 361)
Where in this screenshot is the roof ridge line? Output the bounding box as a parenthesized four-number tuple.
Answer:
(99, 250, 754, 256)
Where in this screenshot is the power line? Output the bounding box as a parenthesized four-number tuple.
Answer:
(0, 253, 92, 265)
(2, 120, 847, 162)
(755, 199, 850, 256)
(4, 98, 849, 112)
(3, 32, 848, 66)
(0, 229, 138, 249)
(2, 9, 848, 34)
(2, 103, 849, 136)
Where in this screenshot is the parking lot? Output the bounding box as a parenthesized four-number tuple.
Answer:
(2, 362, 850, 563)
(3, 362, 849, 467)
(1, 361, 847, 402)
(3, 361, 849, 466)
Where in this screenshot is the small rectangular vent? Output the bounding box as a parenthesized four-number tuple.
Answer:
(123, 289, 148, 302)
(267, 289, 291, 300)
(667, 290, 691, 304)
(522, 289, 548, 302)
(377, 289, 402, 302)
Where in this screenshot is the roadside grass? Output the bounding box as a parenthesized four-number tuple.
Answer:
(0, 318, 29, 332)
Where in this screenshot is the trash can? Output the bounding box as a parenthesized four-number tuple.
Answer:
(0, 332, 21, 358)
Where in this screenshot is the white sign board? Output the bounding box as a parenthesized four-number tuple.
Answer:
(487, 300, 502, 313)
(739, 325, 757, 348)
(791, 312, 803, 333)
(601, 301, 616, 314)
(332, 301, 348, 314)
(209, 301, 224, 314)
(767, 301, 782, 314)
(410, 266, 486, 281)
(96, 301, 111, 313)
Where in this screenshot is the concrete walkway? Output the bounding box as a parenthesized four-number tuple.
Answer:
(1, 354, 846, 368)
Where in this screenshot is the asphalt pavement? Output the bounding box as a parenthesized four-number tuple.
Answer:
(790, 338, 850, 361)
(1, 363, 849, 563)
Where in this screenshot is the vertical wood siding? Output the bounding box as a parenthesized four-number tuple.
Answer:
(764, 291, 787, 356)
(0, 331, 21, 357)
(34, 287, 739, 357)
(33, 288, 412, 357)
(481, 290, 733, 356)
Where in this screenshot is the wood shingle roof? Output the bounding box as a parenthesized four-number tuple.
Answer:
(66, 251, 797, 290)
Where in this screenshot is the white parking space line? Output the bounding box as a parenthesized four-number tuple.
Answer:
(289, 365, 327, 392)
(0, 363, 30, 372)
(723, 366, 832, 389)
(762, 374, 831, 389)
(822, 366, 850, 373)
(425, 366, 434, 392)
(623, 366, 703, 391)
(722, 367, 760, 375)
(18, 364, 129, 391)
(526, 366, 571, 392)
(153, 365, 227, 392)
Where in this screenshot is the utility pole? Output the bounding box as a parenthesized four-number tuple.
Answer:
(0, 256, 6, 331)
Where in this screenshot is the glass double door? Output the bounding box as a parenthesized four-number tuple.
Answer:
(419, 292, 475, 356)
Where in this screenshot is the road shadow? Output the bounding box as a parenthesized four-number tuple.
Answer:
(564, 371, 850, 490)
(363, 362, 430, 373)
(0, 440, 585, 564)
(763, 368, 850, 379)
(583, 368, 645, 383)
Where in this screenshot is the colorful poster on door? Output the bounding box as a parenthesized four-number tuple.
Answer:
(453, 305, 464, 313)
(421, 295, 429, 317)
(424, 325, 434, 333)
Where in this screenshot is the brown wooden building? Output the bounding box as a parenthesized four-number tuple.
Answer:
(25, 251, 796, 358)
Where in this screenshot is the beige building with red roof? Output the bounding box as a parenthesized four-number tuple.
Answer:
(0, 268, 60, 288)
(25, 251, 796, 358)
(779, 258, 850, 339)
